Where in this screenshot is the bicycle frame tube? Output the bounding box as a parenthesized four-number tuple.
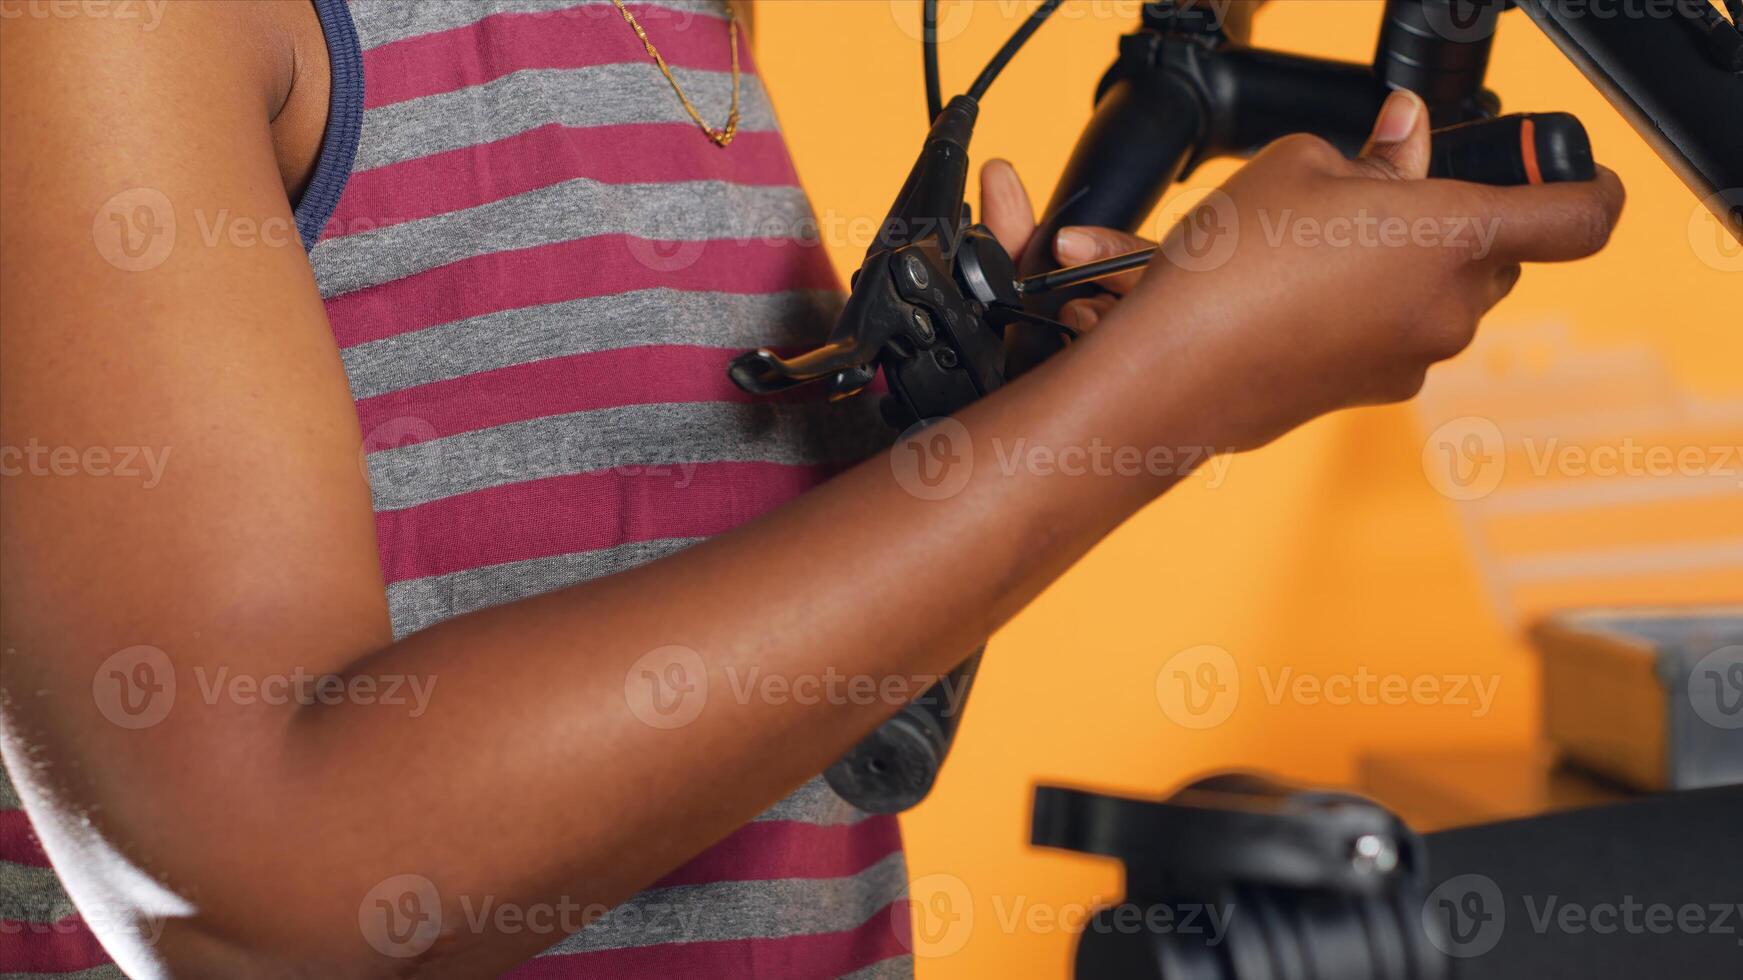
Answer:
(1518, 0, 1743, 239)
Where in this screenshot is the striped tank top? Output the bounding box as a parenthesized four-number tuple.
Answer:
(0, 1, 909, 976)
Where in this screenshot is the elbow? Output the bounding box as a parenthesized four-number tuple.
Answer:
(116, 908, 466, 980)
(79, 902, 424, 980)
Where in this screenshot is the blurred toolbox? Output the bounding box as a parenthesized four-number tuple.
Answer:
(1531, 607, 1743, 791)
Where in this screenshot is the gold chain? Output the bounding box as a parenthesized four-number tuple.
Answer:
(609, 0, 741, 148)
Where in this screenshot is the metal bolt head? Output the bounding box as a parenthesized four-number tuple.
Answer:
(904, 253, 931, 290)
(1349, 834, 1399, 876)
(910, 308, 936, 343)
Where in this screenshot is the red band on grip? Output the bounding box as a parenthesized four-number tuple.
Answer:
(1520, 116, 1543, 185)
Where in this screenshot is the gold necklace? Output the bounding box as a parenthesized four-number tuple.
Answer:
(610, 0, 741, 148)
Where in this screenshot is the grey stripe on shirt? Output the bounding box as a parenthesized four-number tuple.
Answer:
(0, 862, 76, 923)
(312, 178, 821, 297)
(355, 65, 775, 172)
(0, 966, 129, 980)
(339, 288, 842, 398)
(536, 851, 907, 954)
(386, 537, 705, 638)
(349, 0, 727, 52)
(0, 765, 18, 809)
(365, 399, 886, 512)
(753, 775, 874, 827)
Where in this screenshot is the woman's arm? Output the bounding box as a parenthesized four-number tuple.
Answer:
(0, 8, 1621, 978)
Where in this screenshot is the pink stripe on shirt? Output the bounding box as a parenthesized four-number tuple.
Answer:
(326, 235, 839, 347)
(362, 5, 743, 109)
(374, 461, 824, 582)
(324, 124, 799, 239)
(652, 815, 901, 889)
(0, 809, 50, 868)
(0, 916, 113, 974)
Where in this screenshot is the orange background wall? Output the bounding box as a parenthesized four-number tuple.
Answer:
(752, 2, 1742, 976)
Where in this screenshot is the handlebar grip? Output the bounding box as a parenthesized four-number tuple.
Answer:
(824, 647, 982, 814)
(1428, 112, 1596, 185)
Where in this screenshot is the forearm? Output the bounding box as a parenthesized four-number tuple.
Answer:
(162, 310, 1212, 974)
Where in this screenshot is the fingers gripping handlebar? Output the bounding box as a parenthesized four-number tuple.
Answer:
(1011, 0, 1593, 370)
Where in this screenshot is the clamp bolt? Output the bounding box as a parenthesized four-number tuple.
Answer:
(910, 308, 936, 343)
(904, 253, 931, 290)
(1349, 834, 1398, 876)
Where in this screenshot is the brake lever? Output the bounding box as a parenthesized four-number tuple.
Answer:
(727, 95, 1081, 432)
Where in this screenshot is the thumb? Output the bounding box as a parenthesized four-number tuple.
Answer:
(1356, 89, 1431, 180)
(979, 159, 1037, 259)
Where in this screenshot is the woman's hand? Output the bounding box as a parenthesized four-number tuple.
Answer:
(1074, 89, 1624, 453)
(979, 158, 1154, 333)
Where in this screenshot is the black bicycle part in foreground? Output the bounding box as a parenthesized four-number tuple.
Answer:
(1033, 777, 1743, 980)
